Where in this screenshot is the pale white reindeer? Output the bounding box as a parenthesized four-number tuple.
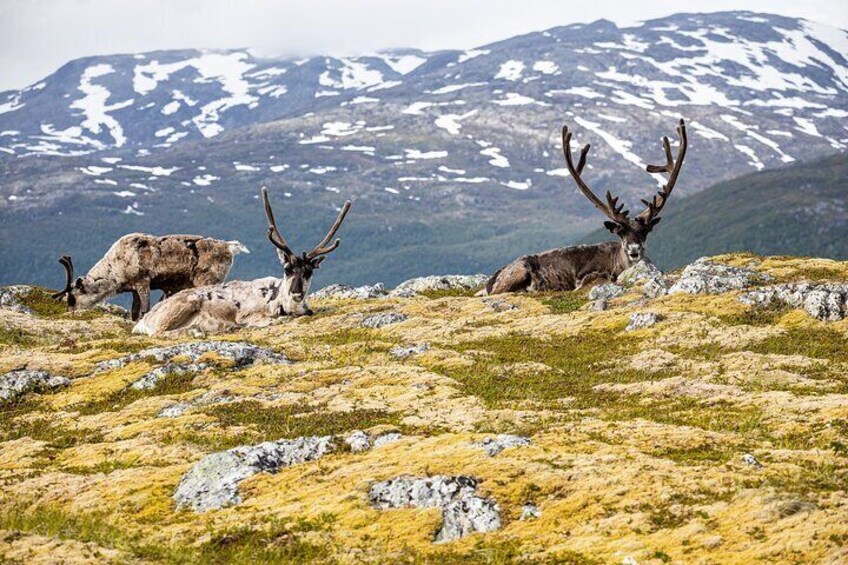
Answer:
(52, 234, 248, 320)
(133, 188, 351, 335)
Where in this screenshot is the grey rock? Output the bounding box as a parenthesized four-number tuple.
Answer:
(373, 432, 403, 448)
(158, 402, 192, 418)
(739, 283, 848, 321)
(389, 275, 488, 297)
(0, 286, 34, 314)
(742, 453, 763, 468)
(669, 258, 768, 295)
(389, 343, 430, 359)
(369, 475, 501, 542)
(174, 436, 335, 512)
(626, 312, 663, 332)
(97, 341, 288, 373)
(0, 370, 70, 402)
(520, 503, 541, 520)
(617, 260, 667, 298)
(588, 283, 624, 301)
(345, 430, 371, 452)
(588, 299, 608, 312)
(474, 434, 531, 457)
(312, 283, 387, 300)
(360, 312, 407, 329)
(157, 389, 242, 418)
(481, 298, 517, 312)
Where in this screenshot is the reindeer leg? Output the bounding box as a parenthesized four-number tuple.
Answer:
(130, 290, 142, 321)
(576, 272, 610, 290)
(136, 284, 151, 318)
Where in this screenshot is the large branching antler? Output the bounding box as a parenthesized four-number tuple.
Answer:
(307, 201, 352, 260)
(51, 255, 76, 306)
(561, 125, 631, 226)
(261, 187, 295, 259)
(636, 118, 688, 228)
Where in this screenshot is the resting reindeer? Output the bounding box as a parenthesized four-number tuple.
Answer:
(485, 118, 687, 295)
(133, 188, 351, 335)
(52, 234, 248, 320)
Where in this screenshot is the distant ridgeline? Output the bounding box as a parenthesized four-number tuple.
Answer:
(0, 11, 846, 287)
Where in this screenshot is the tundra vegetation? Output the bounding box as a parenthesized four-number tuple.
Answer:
(0, 254, 846, 564)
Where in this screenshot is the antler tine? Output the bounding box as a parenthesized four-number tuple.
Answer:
(561, 125, 629, 225)
(261, 187, 295, 258)
(51, 255, 75, 301)
(638, 119, 688, 224)
(307, 201, 352, 259)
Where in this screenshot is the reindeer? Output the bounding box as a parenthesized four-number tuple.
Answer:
(484, 119, 687, 295)
(52, 234, 249, 320)
(132, 188, 351, 335)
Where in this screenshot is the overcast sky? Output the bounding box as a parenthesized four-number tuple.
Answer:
(1, 0, 846, 91)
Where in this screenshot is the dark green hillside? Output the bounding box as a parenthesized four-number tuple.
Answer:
(581, 151, 848, 270)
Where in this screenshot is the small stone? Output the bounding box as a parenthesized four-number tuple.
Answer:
(520, 503, 541, 520)
(474, 434, 531, 457)
(742, 453, 763, 468)
(345, 430, 371, 452)
(0, 370, 70, 403)
(588, 299, 607, 311)
(158, 402, 191, 418)
(482, 298, 517, 312)
(701, 535, 723, 550)
(373, 432, 403, 448)
(389, 343, 430, 359)
(588, 283, 624, 301)
(626, 312, 662, 332)
(173, 436, 335, 512)
(360, 312, 407, 329)
(669, 258, 768, 295)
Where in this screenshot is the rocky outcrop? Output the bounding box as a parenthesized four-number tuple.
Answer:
(669, 258, 768, 295)
(360, 312, 407, 329)
(389, 275, 488, 298)
(173, 436, 335, 512)
(0, 370, 70, 402)
(626, 312, 663, 331)
(97, 341, 288, 373)
(312, 283, 388, 300)
(344, 430, 404, 452)
(369, 475, 501, 542)
(739, 283, 848, 321)
(0, 286, 34, 314)
(474, 434, 530, 456)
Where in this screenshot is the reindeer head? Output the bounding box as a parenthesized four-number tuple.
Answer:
(561, 119, 688, 265)
(51, 256, 106, 311)
(261, 187, 351, 316)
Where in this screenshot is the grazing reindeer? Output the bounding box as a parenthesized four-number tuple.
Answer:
(133, 188, 351, 335)
(52, 235, 249, 320)
(485, 119, 687, 295)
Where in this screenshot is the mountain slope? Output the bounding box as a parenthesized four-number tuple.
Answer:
(582, 151, 848, 269)
(0, 11, 847, 288)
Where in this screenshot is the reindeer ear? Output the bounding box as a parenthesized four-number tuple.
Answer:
(604, 221, 623, 235)
(312, 256, 326, 269)
(650, 217, 661, 228)
(74, 277, 85, 291)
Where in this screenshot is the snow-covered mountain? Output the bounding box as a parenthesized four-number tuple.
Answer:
(1, 11, 847, 287)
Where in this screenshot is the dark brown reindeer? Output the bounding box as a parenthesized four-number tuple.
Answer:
(484, 119, 687, 295)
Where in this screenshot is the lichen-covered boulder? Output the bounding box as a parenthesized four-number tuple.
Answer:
(474, 434, 530, 456)
(0, 286, 35, 314)
(173, 436, 335, 511)
(98, 341, 288, 373)
(312, 283, 387, 300)
(360, 312, 407, 329)
(369, 475, 501, 542)
(0, 370, 70, 402)
(739, 283, 848, 321)
(669, 258, 768, 295)
(618, 260, 668, 297)
(389, 275, 488, 297)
